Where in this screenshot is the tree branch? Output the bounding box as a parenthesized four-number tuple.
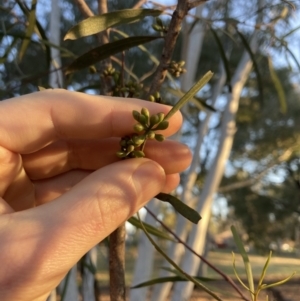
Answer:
(73, 0, 94, 17)
(147, 0, 207, 97)
(147, 0, 189, 97)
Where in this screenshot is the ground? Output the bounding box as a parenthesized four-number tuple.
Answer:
(94, 249, 300, 301)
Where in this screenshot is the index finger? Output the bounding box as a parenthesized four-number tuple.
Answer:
(0, 89, 182, 154)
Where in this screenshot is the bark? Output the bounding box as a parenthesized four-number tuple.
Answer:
(130, 199, 161, 301)
(109, 224, 126, 301)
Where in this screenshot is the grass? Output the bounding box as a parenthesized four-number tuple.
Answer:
(95, 246, 300, 287)
(206, 250, 299, 280)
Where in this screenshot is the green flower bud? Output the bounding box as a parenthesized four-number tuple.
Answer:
(150, 114, 159, 126)
(126, 145, 135, 153)
(134, 123, 145, 133)
(120, 140, 127, 147)
(113, 72, 120, 83)
(154, 91, 160, 99)
(132, 150, 145, 158)
(149, 95, 155, 102)
(178, 60, 185, 67)
(132, 110, 141, 122)
(139, 114, 148, 126)
(132, 135, 145, 146)
(155, 134, 165, 142)
(89, 66, 97, 74)
(147, 131, 155, 139)
(157, 112, 165, 123)
(141, 107, 150, 118)
(116, 151, 127, 158)
(155, 120, 169, 130)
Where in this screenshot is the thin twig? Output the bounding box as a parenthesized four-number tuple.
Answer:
(147, 0, 190, 98)
(73, 0, 94, 17)
(144, 206, 251, 301)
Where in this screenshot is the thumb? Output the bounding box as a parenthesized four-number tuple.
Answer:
(0, 158, 166, 300)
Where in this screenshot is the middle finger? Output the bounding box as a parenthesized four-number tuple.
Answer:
(22, 139, 191, 180)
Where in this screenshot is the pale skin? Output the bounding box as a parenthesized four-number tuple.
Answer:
(0, 89, 192, 301)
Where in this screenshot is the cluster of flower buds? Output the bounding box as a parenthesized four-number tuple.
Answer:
(168, 61, 187, 77)
(149, 91, 165, 104)
(116, 107, 169, 159)
(113, 80, 143, 98)
(102, 65, 116, 77)
(152, 17, 168, 33)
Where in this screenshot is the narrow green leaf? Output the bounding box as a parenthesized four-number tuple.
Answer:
(231, 225, 255, 301)
(137, 213, 224, 301)
(236, 29, 264, 104)
(166, 87, 216, 112)
(18, 0, 37, 62)
(64, 9, 162, 40)
(156, 193, 201, 224)
(258, 251, 272, 287)
(232, 252, 253, 294)
(268, 56, 287, 114)
(15, 0, 51, 68)
(0, 33, 75, 59)
(164, 71, 213, 121)
(65, 36, 161, 74)
(210, 27, 231, 85)
(34, 18, 52, 70)
(262, 272, 296, 289)
(132, 275, 216, 288)
(128, 217, 175, 241)
(282, 25, 300, 38)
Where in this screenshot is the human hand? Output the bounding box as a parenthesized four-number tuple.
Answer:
(0, 89, 191, 301)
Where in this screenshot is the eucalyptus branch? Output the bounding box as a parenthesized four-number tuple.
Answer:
(109, 224, 126, 301)
(147, 0, 189, 98)
(147, 0, 207, 97)
(145, 207, 250, 301)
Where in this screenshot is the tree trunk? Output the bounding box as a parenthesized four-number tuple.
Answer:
(58, 266, 79, 301)
(49, 0, 63, 88)
(171, 32, 259, 301)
